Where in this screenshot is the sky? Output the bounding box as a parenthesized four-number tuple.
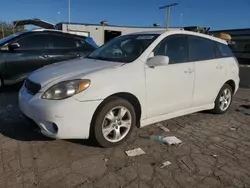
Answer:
(0, 0, 250, 30)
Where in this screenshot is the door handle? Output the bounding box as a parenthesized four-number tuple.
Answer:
(184, 68, 194, 74)
(216, 64, 223, 69)
(39, 54, 49, 59)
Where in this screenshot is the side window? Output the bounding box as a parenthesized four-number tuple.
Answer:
(154, 35, 188, 64)
(188, 35, 216, 61)
(17, 34, 50, 49)
(216, 42, 234, 57)
(48, 35, 86, 49)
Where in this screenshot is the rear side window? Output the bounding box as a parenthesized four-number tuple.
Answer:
(216, 42, 234, 57)
(154, 35, 188, 64)
(188, 35, 216, 61)
(48, 35, 81, 48)
(48, 34, 94, 50)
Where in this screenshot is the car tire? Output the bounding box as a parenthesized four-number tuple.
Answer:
(212, 84, 233, 114)
(92, 97, 136, 148)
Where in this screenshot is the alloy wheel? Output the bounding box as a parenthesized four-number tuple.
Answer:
(219, 88, 232, 111)
(102, 106, 132, 143)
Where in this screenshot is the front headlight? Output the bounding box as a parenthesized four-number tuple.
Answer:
(42, 79, 90, 100)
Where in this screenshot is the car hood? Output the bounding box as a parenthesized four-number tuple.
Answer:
(28, 58, 123, 88)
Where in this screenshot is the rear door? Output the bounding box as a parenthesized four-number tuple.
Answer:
(188, 35, 226, 107)
(5, 33, 49, 81)
(41, 34, 94, 66)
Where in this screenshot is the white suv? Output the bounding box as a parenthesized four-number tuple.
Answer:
(19, 30, 239, 147)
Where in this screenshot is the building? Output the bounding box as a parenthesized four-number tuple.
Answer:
(56, 22, 178, 46)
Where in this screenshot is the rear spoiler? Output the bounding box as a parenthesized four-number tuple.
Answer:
(13, 18, 56, 29)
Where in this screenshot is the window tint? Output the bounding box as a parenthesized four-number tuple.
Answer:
(17, 34, 50, 49)
(48, 35, 95, 50)
(188, 35, 216, 61)
(154, 35, 188, 64)
(216, 42, 234, 57)
(47, 35, 81, 48)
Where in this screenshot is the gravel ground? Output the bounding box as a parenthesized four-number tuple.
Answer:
(0, 86, 250, 188)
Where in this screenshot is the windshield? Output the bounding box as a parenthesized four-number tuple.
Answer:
(87, 34, 159, 63)
(0, 32, 26, 46)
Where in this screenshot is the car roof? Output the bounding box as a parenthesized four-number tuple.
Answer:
(130, 29, 227, 44)
(25, 29, 87, 38)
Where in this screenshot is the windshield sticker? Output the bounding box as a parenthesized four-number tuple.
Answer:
(136, 36, 155, 40)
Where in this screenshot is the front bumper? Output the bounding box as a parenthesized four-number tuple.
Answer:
(19, 86, 102, 139)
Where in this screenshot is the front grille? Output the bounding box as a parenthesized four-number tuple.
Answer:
(25, 79, 41, 95)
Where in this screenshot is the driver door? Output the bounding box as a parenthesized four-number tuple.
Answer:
(146, 34, 195, 118)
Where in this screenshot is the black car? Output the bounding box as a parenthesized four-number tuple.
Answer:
(0, 30, 97, 89)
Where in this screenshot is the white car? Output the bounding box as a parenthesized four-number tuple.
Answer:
(19, 30, 239, 147)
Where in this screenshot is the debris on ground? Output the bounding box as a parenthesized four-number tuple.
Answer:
(139, 135, 183, 146)
(181, 159, 191, 170)
(163, 136, 183, 145)
(125, 148, 146, 157)
(230, 126, 237, 131)
(212, 154, 218, 158)
(236, 105, 250, 115)
(104, 158, 110, 162)
(156, 123, 170, 132)
(160, 161, 172, 169)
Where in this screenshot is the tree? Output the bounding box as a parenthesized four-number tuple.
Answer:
(0, 21, 25, 39)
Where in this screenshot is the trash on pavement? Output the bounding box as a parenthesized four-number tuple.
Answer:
(104, 158, 110, 162)
(230, 126, 237, 131)
(181, 159, 191, 170)
(156, 123, 170, 132)
(160, 161, 171, 169)
(163, 136, 183, 145)
(125, 148, 146, 157)
(139, 135, 182, 146)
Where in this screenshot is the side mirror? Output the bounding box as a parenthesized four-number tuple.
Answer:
(8, 43, 20, 51)
(146, 55, 169, 68)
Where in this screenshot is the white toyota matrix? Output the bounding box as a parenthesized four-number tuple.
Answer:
(19, 30, 239, 147)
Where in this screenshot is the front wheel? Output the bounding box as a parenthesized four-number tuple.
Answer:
(92, 97, 136, 148)
(212, 84, 233, 114)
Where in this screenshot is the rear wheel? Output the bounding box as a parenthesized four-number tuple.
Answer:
(212, 84, 233, 114)
(92, 97, 136, 148)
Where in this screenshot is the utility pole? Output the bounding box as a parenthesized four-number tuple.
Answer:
(100, 20, 108, 45)
(57, 12, 61, 23)
(159, 3, 178, 30)
(68, 0, 71, 31)
(180, 13, 183, 28)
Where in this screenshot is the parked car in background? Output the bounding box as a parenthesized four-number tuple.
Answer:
(19, 30, 239, 147)
(0, 29, 97, 89)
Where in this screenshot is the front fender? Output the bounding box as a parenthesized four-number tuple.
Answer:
(73, 61, 147, 119)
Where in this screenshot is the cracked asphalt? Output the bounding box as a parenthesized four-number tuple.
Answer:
(0, 85, 250, 188)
